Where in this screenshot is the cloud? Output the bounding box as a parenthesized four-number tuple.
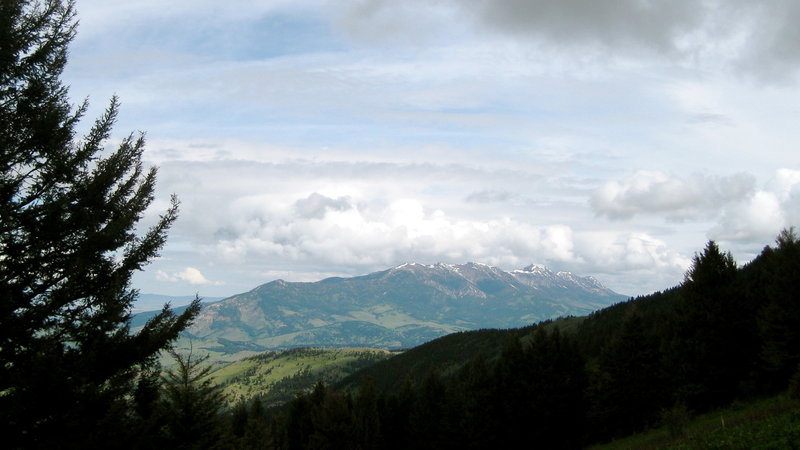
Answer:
(140, 151, 792, 296)
(709, 191, 784, 242)
(734, 1, 800, 82)
(775, 169, 800, 226)
(575, 231, 690, 270)
(208, 192, 687, 285)
(333, 0, 800, 81)
(471, 0, 701, 54)
(213, 194, 574, 268)
(591, 169, 800, 246)
(465, 189, 514, 204)
(156, 267, 220, 286)
(590, 171, 755, 220)
(294, 193, 353, 219)
(709, 168, 800, 242)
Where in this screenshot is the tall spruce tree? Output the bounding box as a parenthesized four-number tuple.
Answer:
(666, 241, 745, 409)
(0, 1, 199, 447)
(160, 350, 228, 450)
(759, 228, 800, 387)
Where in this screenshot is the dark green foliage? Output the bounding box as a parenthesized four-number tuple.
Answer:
(408, 370, 449, 449)
(159, 349, 228, 450)
(789, 365, 800, 400)
(337, 328, 509, 393)
(665, 241, 753, 409)
(660, 402, 691, 439)
(0, 1, 198, 447)
(525, 327, 588, 448)
(483, 327, 588, 449)
(448, 354, 495, 449)
(263, 325, 589, 449)
(352, 377, 381, 449)
(378, 378, 415, 450)
(229, 397, 272, 450)
(665, 242, 760, 410)
(589, 309, 667, 439)
(758, 228, 800, 387)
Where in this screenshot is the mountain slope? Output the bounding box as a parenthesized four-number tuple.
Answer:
(209, 347, 393, 406)
(184, 262, 626, 352)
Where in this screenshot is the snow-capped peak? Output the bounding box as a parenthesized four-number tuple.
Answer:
(515, 264, 552, 274)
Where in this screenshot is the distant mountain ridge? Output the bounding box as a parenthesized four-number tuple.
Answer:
(132, 294, 222, 313)
(183, 262, 627, 352)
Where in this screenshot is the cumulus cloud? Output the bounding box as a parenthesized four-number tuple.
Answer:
(590, 171, 755, 220)
(142, 153, 797, 296)
(213, 193, 579, 268)
(709, 168, 800, 242)
(294, 193, 353, 219)
(592, 169, 800, 246)
(207, 192, 688, 287)
(572, 231, 690, 294)
(156, 267, 220, 286)
(709, 191, 785, 242)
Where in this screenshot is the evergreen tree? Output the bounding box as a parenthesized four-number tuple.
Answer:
(230, 400, 251, 442)
(590, 309, 666, 439)
(524, 327, 588, 449)
(159, 349, 228, 450)
(0, 1, 199, 447)
(285, 381, 323, 450)
(379, 377, 415, 450)
(352, 377, 382, 450)
(409, 370, 449, 449)
(491, 332, 532, 448)
(242, 397, 272, 450)
(451, 354, 496, 449)
(759, 228, 800, 387)
(666, 241, 746, 409)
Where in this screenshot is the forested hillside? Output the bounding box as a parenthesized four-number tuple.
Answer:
(238, 231, 800, 449)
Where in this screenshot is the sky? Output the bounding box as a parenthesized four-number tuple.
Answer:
(62, 0, 800, 298)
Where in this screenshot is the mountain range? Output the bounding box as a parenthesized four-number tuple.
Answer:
(179, 262, 626, 352)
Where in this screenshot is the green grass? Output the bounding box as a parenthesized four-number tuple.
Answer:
(206, 347, 393, 406)
(591, 394, 800, 449)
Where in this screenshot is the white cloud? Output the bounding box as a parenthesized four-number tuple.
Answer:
(590, 171, 755, 220)
(156, 267, 219, 286)
(591, 169, 800, 247)
(710, 191, 785, 242)
(573, 231, 691, 294)
(773, 168, 800, 200)
(204, 192, 687, 291)
(709, 168, 800, 242)
(776, 169, 800, 227)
